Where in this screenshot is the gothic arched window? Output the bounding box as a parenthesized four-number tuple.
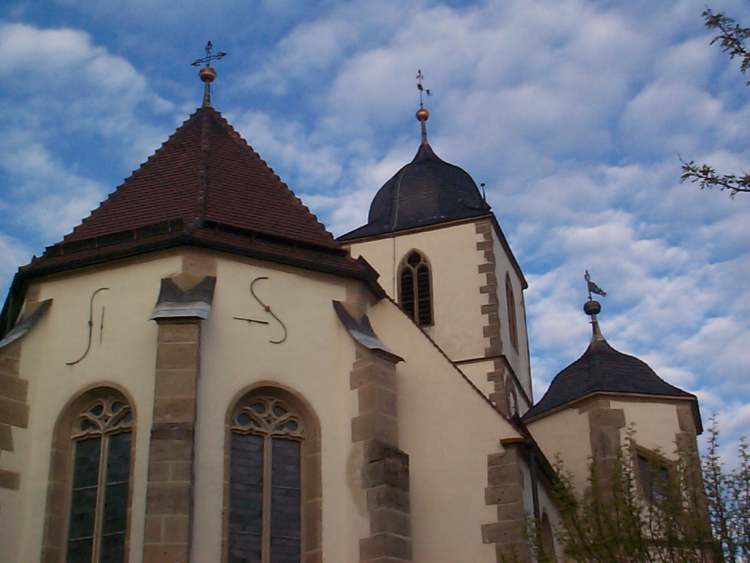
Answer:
(399, 251, 433, 326)
(505, 273, 518, 351)
(42, 388, 135, 563)
(226, 388, 321, 563)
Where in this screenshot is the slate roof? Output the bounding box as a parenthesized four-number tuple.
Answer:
(16, 106, 381, 289)
(338, 141, 491, 241)
(523, 335, 699, 426)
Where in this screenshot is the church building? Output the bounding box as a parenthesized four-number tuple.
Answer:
(0, 59, 702, 563)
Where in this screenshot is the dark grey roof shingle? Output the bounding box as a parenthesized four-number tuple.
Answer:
(524, 336, 697, 423)
(338, 141, 490, 241)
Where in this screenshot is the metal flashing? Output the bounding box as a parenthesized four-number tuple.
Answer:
(0, 299, 53, 349)
(332, 301, 403, 363)
(150, 276, 216, 320)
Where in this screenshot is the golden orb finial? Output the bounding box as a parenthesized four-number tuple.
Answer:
(416, 107, 429, 122)
(199, 65, 217, 83)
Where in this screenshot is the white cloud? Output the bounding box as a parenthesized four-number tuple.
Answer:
(0, 22, 178, 246)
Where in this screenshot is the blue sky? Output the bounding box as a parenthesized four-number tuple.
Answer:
(0, 0, 748, 457)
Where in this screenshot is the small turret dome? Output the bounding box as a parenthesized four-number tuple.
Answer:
(524, 324, 700, 431)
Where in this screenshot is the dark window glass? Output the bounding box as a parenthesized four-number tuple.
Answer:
(229, 396, 305, 563)
(400, 252, 432, 326)
(66, 398, 133, 563)
(67, 539, 94, 563)
(68, 437, 101, 550)
(229, 433, 264, 563)
(271, 438, 301, 563)
(416, 265, 432, 325)
(506, 275, 518, 350)
(638, 453, 670, 503)
(400, 268, 415, 320)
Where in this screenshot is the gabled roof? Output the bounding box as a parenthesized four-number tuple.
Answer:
(523, 334, 700, 431)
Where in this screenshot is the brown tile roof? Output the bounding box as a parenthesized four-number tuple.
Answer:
(14, 107, 384, 295)
(64, 106, 337, 249)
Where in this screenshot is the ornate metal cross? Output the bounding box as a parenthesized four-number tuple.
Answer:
(191, 40, 227, 68)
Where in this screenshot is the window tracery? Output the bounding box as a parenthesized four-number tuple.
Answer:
(399, 251, 433, 326)
(66, 396, 133, 563)
(229, 395, 305, 563)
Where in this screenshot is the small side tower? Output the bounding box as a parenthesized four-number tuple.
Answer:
(340, 96, 532, 417)
(524, 276, 703, 495)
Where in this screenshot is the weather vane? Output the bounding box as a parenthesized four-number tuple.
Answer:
(584, 270, 607, 301)
(191, 41, 227, 107)
(191, 40, 227, 68)
(416, 69, 432, 108)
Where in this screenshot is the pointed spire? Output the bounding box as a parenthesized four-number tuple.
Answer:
(415, 69, 432, 145)
(416, 106, 430, 145)
(583, 270, 607, 342)
(191, 41, 227, 108)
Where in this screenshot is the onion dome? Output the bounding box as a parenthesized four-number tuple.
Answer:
(338, 108, 490, 241)
(524, 298, 701, 431)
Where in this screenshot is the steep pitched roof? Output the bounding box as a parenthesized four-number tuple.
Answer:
(0, 106, 386, 338)
(63, 106, 337, 249)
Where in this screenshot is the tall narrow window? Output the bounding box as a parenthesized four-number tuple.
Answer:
(399, 251, 433, 326)
(67, 396, 133, 563)
(505, 274, 518, 351)
(229, 394, 305, 563)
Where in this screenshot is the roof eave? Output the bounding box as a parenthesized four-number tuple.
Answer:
(523, 390, 703, 434)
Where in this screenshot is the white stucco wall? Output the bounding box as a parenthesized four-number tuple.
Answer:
(489, 227, 531, 401)
(368, 299, 522, 563)
(529, 396, 694, 493)
(527, 406, 592, 492)
(4, 251, 182, 563)
(345, 221, 488, 363)
(192, 254, 368, 562)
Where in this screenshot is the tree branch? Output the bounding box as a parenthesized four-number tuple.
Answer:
(681, 159, 750, 198)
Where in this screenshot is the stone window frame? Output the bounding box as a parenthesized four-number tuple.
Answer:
(505, 378, 519, 418)
(505, 273, 519, 352)
(397, 249, 434, 327)
(41, 385, 137, 563)
(222, 384, 322, 563)
(633, 444, 675, 504)
(540, 511, 557, 562)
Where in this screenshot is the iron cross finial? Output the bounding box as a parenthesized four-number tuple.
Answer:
(191, 40, 227, 68)
(192, 41, 227, 108)
(416, 69, 432, 108)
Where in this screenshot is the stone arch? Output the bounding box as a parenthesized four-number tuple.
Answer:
(41, 383, 137, 563)
(397, 249, 434, 326)
(222, 382, 321, 563)
(540, 511, 556, 562)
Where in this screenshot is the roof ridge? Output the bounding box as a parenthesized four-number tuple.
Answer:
(204, 108, 337, 244)
(63, 111, 202, 243)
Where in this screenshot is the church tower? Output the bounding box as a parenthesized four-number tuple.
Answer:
(340, 104, 532, 418)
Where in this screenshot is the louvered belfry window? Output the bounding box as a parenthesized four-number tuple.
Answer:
(66, 397, 133, 563)
(506, 273, 519, 351)
(229, 395, 304, 563)
(399, 251, 433, 326)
